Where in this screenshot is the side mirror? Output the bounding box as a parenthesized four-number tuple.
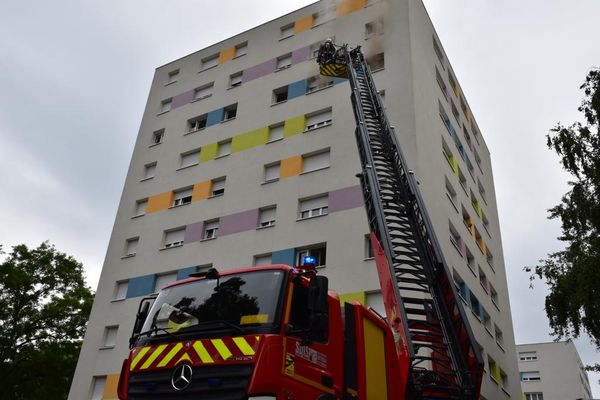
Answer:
(129, 298, 153, 348)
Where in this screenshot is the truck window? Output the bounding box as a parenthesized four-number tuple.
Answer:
(289, 281, 328, 343)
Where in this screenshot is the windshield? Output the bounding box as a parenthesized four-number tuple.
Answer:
(139, 270, 286, 340)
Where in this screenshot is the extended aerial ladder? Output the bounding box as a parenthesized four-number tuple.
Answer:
(318, 42, 483, 399)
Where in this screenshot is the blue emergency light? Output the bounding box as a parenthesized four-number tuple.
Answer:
(302, 256, 316, 265)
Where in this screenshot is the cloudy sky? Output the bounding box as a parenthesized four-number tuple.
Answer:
(1, 0, 599, 395)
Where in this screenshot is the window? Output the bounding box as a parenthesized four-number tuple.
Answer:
(280, 24, 294, 39)
(254, 254, 272, 266)
(307, 75, 333, 93)
(272, 85, 289, 104)
(494, 324, 504, 348)
(525, 393, 543, 400)
(258, 207, 276, 228)
(500, 369, 508, 390)
(268, 124, 284, 142)
(113, 281, 128, 300)
(306, 109, 332, 131)
(124, 237, 139, 257)
(164, 228, 184, 248)
(453, 269, 469, 304)
(299, 195, 328, 219)
(203, 220, 219, 240)
(229, 72, 243, 88)
(458, 167, 467, 193)
(200, 54, 219, 71)
(154, 272, 177, 293)
(159, 98, 172, 113)
(211, 178, 226, 196)
(478, 266, 488, 292)
(462, 206, 473, 233)
(466, 248, 475, 275)
(166, 69, 179, 84)
(134, 199, 147, 217)
(365, 19, 383, 38)
(143, 162, 156, 180)
(151, 129, 164, 145)
(302, 149, 330, 173)
(312, 7, 334, 26)
(276, 53, 292, 70)
(445, 176, 458, 210)
(310, 41, 324, 59)
(442, 139, 454, 167)
(436, 67, 448, 100)
(217, 140, 232, 157)
(449, 222, 462, 255)
(474, 148, 483, 171)
(463, 126, 472, 150)
(264, 162, 280, 182)
(234, 42, 248, 57)
(482, 308, 491, 332)
(490, 284, 499, 308)
(448, 71, 458, 95)
(295, 244, 327, 267)
(433, 36, 444, 65)
(102, 326, 118, 348)
(223, 104, 237, 121)
(368, 53, 385, 71)
(364, 234, 374, 259)
(180, 149, 200, 168)
(451, 100, 460, 122)
(519, 351, 538, 362)
(173, 187, 193, 207)
(487, 249, 494, 269)
(194, 82, 214, 101)
(188, 114, 208, 133)
(478, 179, 487, 203)
(470, 294, 481, 320)
(521, 371, 541, 382)
(91, 376, 106, 400)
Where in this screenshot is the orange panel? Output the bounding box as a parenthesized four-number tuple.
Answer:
(336, 0, 366, 16)
(192, 180, 211, 202)
(280, 155, 303, 179)
(102, 373, 119, 399)
(294, 15, 314, 34)
(219, 46, 236, 64)
(146, 191, 174, 213)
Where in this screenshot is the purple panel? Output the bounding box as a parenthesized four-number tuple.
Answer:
(172, 89, 195, 109)
(242, 59, 277, 83)
(184, 221, 204, 243)
(329, 185, 364, 213)
(291, 46, 312, 64)
(219, 208, 260, 236)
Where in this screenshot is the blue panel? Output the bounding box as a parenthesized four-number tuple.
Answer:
(177, 266, 198, 280)
(332, 77, 347, 85)
(288, 80, 308, 100)
(479, 305, 486, 322)
(126, 274, 156, 298)
(271, 248, 295, 266)
(206, 108, 224, 127)
(446, 121, 456, 139)
(459, 283, 470, 306)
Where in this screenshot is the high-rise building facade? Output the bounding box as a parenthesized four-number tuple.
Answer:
(517, 341, 593, 400)
(69, 1, 521, 398)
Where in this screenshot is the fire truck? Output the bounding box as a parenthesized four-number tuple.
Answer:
(117, 42, 483, 400)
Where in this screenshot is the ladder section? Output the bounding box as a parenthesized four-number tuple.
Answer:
(344, 47, 482, 399)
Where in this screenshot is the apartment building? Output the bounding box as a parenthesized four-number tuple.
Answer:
(517, 341, 593, 400)
(69, 0, 521, 398)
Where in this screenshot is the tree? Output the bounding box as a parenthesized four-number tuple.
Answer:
(530, 68, 600, 356)
(0, 242, 94, 400)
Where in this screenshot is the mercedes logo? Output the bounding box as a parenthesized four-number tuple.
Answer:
(171, 363, 193, 391)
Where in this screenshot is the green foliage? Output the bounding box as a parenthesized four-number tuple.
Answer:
(0, 242, 94, 400)
(530, 69, 600, 348)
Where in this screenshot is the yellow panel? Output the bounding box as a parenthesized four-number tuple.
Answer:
(102, 373, 120, 400)
(240, 314, 268, 324)
(219, 46, 236, 64)
(146, 191, 174, 213)
(199, 142, 218, 162)
(336, 0, 367, 16)
(284, 115, 306, 137)
(448, 155, 458, 174)
(280, 155, 303, 179)
(363, 317, 388, 399)
(231, 127, 269, 153)
(192, 180, 211, 202)
(339, 291, 366, 306)
(294, 15, 314, 34)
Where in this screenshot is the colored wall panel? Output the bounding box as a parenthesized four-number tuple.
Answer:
(280, 155, 303, 179)
(284, 115, 306, 137)
(219, 208, 260, 236)
(291, 46, 312, 64)
(294, 15, 314, 34)
(490, 362, 501, 382)
(329, 185, 363, 212)
(242, 59, 277, 83)
(362, 317, 388, 400)
(177, 266, 198, 280)
(448, 155, 458, 174)
(184, 221, 205, 243)
(200, 143, 218, 162)
(231, 127, 269, 153)
(271, 248, 296, 265)
(192, 180, 212, 201)
(339, 291, 366, 305)
(206, 108, 224, 127)
(336, 0, 366, 16)
(127, 275, 156, 298)
(288, 80, 308, 100)
(333, 77, 347, 85)
(102, 374, 119, 400)
(146, 191, 174, 214)
(219, 46, 236, 64)
(172, 89, 195, 109)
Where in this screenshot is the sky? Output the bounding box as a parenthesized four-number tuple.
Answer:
(1, 0, 599, 396)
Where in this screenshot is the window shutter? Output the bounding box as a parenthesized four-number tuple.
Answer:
(202, 55, 218, 70)
(259, 208, 276, 225)
(269, 125, 284, 141)
(277, 54, 292, 69)
(115, 281, 128, 300)
(211, 179, 225, 194)
(135, 200, 147, 215)
(303, 151, 330, 172)
(264, 163, 280, 181)
(306, 109, 332, 129)
(181, 151, 199, 167)
(195, 84, 213, 99)
(165, 229, 185, 246)
(126, 238, 138, 255)
(254, 254, 272, 266)
(91, 377, 106, 400)
(104, 326, 118, 347)
(218, 141, 231, 156)
(300, 196, 328, 212)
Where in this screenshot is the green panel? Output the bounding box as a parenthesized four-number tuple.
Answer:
(284, 115, 306, 137)
(231, 127, 269, 153)
(490, 362, 501, 382)
(199, 142, 218, 162)
(449, 155, 458, 174)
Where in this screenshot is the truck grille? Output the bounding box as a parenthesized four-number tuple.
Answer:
(128, 364, 253, 400)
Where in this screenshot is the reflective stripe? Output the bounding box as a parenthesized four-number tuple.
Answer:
(211, 339, 232, 360)
(140, 344, 168, 370)
(130, 347, 151, 371)
(157, 342, 183, 368)
(175, 352, 192, 365)
(193, 341, 215, 363)
(233, 337, 255, 356)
